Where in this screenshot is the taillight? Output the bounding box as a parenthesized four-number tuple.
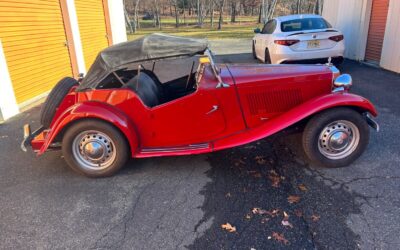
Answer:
(329, 35, 344, 42)
(274, 40, 300, 46)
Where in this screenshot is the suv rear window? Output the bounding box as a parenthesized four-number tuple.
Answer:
(281, 18, 332, 32)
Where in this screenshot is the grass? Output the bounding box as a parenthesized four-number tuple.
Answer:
(127, 15, 261, 41)
(128, 22, 259, 41)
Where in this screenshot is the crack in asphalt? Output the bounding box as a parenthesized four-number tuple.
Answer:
(91, 181, 156, 250)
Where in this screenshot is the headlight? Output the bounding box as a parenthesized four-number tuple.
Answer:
(333, 74, 352, 92)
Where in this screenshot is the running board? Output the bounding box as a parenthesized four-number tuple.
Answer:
(137, 143, 211, 158)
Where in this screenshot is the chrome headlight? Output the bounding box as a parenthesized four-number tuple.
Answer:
(333, 74, 352, 92)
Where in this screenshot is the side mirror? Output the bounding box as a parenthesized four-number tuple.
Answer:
(254, 28, 261, 34)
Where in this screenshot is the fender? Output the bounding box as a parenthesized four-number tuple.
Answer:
(213, 93, 377, 151)
(38, 101, 139, 156)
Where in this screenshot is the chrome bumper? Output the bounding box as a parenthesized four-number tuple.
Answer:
(21, 124, 44, 152)
(365, 113, 379, 132)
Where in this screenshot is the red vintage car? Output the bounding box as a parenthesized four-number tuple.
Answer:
(22, 34, 379, 177)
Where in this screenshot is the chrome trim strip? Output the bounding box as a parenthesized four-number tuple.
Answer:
(141, 143, 210, 153)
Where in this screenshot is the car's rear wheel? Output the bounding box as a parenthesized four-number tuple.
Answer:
(302, 108, 370, 168)
(264, 48, 271, 64)
(40, 77, 78, 128)
(62, 120, 129, 177)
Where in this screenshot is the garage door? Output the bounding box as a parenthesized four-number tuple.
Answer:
(0, 0, 74, 104)
(365, 0, 390, 63)
(75, 0, 111, 71)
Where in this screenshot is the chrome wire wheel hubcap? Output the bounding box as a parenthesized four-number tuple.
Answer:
(72, 130, 116, 171)
(318, 120, 360, 160)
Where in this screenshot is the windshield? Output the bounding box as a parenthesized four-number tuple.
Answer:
(205, 49, 224, 85)
(281, 18, 332, 32)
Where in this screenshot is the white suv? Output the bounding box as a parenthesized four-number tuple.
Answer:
(252, 14, 345, 65)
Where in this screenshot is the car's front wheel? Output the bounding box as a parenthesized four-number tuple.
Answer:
(302, 108, 370, 168)
(62, 119, 129, 177)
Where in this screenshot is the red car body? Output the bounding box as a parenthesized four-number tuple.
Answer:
(22, 34, 378, 177)
(30, 64, 376, 158)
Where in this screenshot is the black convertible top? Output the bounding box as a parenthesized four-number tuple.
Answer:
(78, 33, 208, 90)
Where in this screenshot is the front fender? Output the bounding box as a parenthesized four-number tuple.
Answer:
(213, 93, 377, 151)
(38, 101, 139, 156)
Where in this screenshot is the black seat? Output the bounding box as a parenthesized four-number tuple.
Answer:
(125, 72, 161, 107)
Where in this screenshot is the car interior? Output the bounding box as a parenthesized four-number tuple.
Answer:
(97, 58, 200, 108)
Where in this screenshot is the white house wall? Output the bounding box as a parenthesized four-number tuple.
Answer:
(108, 0, 127, 45)
(380, 0, 400, 73)
(323, 0, 372, 60)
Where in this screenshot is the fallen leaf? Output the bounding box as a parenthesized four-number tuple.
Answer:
(248, 170, 262, 178)
(225, 192, 231, 198)
(252, 207, 265, 215)
(298, 184, 308, 192)
(311, 214, 320, 222)
(221, 223, 236, 233)
(281, 211, 293, 228)
(245, 214, 251, 220)
(294, 209, 303, 217)
(281, 220, 293, 228)
(261, 217, 270, 224)
(272, 232, 289, 245)
(287, 195, 301, 204)
(268, 170, 281, 187)
(255, 155, 266, 165)
(233, 159, 246, 167)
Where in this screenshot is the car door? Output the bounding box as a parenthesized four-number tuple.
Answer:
(147, 80, 226, 147)
(255, 20, 277, 59)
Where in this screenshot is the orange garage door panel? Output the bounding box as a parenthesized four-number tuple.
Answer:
(0, 0, 73, 104)
(75, 0, 110, 71)
(365, 0, 390, 62)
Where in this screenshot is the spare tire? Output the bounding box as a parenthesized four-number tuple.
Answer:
(40, 77, 78, 128)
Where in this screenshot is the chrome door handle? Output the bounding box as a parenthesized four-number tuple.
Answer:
(206, 105, 219, 115)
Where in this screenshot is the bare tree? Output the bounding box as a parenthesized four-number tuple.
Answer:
(210, 0, 215, 28)
(217, 0, 225, 30)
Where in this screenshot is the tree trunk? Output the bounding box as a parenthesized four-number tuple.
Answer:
(267, 0, 278, 20)
(297, 0, 302, 14)
(230, 2, 236, 23)
(218, 0, 225, 30)
(174, 2, 179, 28)
(210, 0, 214, 28)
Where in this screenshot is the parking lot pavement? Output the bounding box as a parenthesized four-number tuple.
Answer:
(0, 40, 399, 249)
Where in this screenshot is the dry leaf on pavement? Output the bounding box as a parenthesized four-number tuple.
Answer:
(287, 195, 301, 204)
(221, 223, 236, 233)
(272, 232, 289, 245)
(298, 184, 308, 192)
(281, 211, 293, 228)
(268, 170, 281, 187)
(311, 214, 320, 222)
(255, 155, 266, 165)
(294, 209, 303, 217)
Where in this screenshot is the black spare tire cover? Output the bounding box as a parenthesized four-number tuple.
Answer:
(40, 77, 78, 128)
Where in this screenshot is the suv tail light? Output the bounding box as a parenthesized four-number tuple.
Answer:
(274, 40, 300, 46)
(329, 35, 344, 42)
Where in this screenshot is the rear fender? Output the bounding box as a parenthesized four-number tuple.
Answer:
(213, 93, 377, 150)
(38, 101, 139, 156)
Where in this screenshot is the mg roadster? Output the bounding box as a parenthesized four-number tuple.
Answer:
(22, 34, 378, 177)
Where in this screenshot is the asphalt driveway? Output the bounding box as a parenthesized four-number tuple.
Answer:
(0, 39, 399, 250)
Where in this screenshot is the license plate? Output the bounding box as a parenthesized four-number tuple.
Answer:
(307, 40, 320, 48)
